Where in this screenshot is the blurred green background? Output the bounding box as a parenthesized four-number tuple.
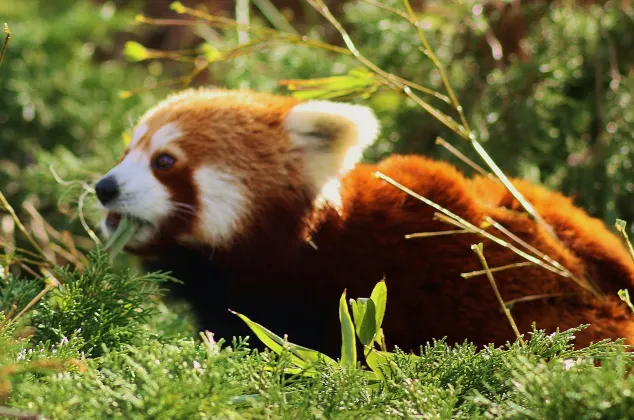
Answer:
(1, 0, 633, 264)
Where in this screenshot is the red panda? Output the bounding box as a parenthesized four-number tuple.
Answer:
(95, 87, 634, 356)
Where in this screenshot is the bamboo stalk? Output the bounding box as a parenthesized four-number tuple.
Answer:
(375, 171, 601, 298)
(461, 262, 532, 279)
(0, 24, 11, 69)
(472, 243, 525, 345)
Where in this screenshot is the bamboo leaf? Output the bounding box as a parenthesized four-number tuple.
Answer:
(370, 279, 387, 332)
(231, 310, 336, 370)
(280, 68, 380, 101)
(104, 217, 140, 257)
(364, 347, 395, 380)
(339, 290, 357, 367)
(349, 299, 364, 328)
(357, 299, 376, 346)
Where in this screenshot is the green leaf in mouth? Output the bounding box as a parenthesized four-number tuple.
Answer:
(105, 216, 142, 256)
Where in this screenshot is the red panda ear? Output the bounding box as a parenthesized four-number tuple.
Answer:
(284, 100, 380, 192)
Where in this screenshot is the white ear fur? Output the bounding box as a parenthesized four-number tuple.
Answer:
(284, 100, 380, 195)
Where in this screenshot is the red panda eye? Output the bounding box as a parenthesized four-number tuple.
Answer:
(152, 153, 176, 170)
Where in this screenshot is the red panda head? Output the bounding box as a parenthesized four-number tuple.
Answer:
(96, 88, 380, 255)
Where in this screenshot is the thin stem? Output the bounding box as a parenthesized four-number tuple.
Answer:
(470, 140, 559, 240)
(504, 293, 569, 309)
(375, 171, 601, 298)
(253, 0, 298, 34)
(0, 305, 17, 329)
(305, 0, 453, 106)
(0, 24, 10, 69)
(0, 255, 46, 266)
(405, 229, 471, 239)
(19, 262, 42, 279)
(484, 216, 597, 294)
(236, 0, 251, 44)
(360, 0, 409, 20)
(461, 261, 532, 279)
(402, 0, 470, 131)
(12, 270, 60, 322)
(472, 243, 525, 346)
(615, 219, 634, 263)
(77, 189, 102, 246)
(0, 192, 53, 265)
(434, 211, 569, 280)
(120, 60, 208, 98)
(435, 137, 492, 178)
(165, 6, 352, 55)
(0, 243, 46, 260)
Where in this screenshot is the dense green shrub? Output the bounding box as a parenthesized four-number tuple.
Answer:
(0, 0, 166, 243)
(193, 0, 634, 230)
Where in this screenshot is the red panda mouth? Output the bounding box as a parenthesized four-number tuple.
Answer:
(105, 212, 122, 229)
(105, 212, 150, 230)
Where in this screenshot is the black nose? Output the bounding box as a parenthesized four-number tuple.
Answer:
(95, 176, 120, 205)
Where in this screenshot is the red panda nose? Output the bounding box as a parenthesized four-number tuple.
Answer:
(95, 176, 120, 205)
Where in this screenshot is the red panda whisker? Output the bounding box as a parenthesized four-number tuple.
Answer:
(171, 208, 196, 218)
(171, 202, 196, 211)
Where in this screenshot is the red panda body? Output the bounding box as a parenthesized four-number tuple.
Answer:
(96, 88, 634, 356)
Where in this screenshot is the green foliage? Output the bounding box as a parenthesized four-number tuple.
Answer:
(4, 313, 632, 418)
(233, 280, 392, 378)
(0, 273, 41, 314)
(0, 0, 165, 249)
(477, 353, 634, 418)
(185, 0, 634, 230)
(31, 250, 170, 357)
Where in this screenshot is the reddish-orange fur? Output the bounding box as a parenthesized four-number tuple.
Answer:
(203, 154, 634, 353)
(112, 89, 634, 354)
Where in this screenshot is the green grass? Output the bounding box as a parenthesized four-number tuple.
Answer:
(0, 255, 632, 419)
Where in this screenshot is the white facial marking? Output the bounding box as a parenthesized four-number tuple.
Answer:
(129, 123, 148, 147)
(315, 178, 343, 214)
(194, 166, 248, 247)
(102, 149, 172, 227)
(151, 122, 183, 151)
